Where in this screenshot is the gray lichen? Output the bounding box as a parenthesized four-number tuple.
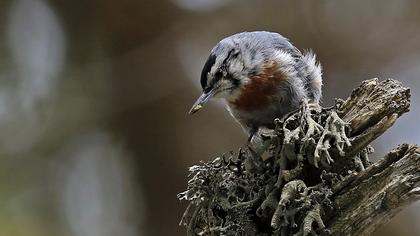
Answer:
(179, 100, 369, 236)
(179, 79, 412, 236)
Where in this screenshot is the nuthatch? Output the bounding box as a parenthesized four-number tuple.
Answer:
(189, 31, 322, 136)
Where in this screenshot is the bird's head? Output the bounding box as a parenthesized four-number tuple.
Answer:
(189, 38, 254, 114)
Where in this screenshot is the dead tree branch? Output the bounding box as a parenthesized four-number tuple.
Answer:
(179, 78, 416, 236)
(328, 144, 420, 235)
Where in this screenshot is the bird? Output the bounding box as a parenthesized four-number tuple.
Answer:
(189, 31, 322, 138)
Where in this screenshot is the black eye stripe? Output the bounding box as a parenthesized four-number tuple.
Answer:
(201, 49, 240, 93)
(224, 74, 240, 87)
(222, 49, 235, 66)
(221, 49, 239, 71)
(209, 73, 220, 89)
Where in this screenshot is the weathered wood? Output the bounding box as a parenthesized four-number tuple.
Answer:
(338, 78, 410, 136)
(179, 79, 417, 236)
(328, 144, 420, 235)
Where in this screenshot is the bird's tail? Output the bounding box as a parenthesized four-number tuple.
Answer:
(299, 50, 323, 103)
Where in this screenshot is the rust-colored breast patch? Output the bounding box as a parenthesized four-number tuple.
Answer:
(231, 62, 287, 111)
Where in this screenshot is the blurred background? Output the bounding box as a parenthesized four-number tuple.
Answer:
(0, 0, 419, 235)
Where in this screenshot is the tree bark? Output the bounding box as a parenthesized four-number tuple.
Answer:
(328, 144, 420, 235)
(179, 78, 417, 236)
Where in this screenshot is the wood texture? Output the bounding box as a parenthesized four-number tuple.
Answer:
(179, 78, 417, 236)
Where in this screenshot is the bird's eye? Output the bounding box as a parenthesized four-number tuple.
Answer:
(215, 71, 223, 80)
(203, 86, 212, 93)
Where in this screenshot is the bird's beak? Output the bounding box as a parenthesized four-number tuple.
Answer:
(189, 89, 215, 115)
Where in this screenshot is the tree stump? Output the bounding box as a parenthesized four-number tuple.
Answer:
(179, 78, 418, 236)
